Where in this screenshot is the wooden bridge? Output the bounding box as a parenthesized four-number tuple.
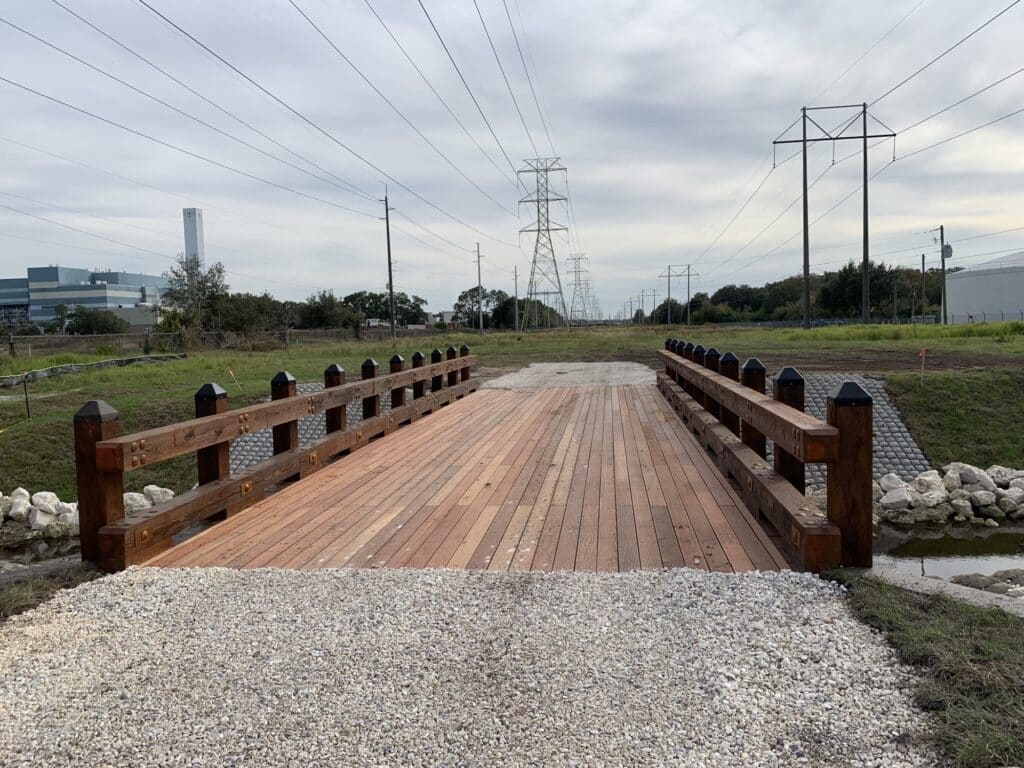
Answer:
(73, 341, 874, 574)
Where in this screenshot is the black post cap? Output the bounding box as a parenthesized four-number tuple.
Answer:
(664, 338, 673, 349)
(460, 344, 470, 354)
(705, 347, 721, 360)
(195, 382, 227, 400)
(828, 380, 873, 407)
(446, 345, 458, 355)
(271, 371, 295, 385)
(324, 363, 344, 375)
(693, 344, 706, 354)
(412, 351, 425, 363)
(361, 358, 379, 371)
(390, 354, 404, 364)
(683, 342, 695, 352)
(720, 351, 739, 364)
(73, 399, 118, 422)
(741, 358, 765, 372)
(774, 366, 804, 387)
(431, 348, 443, 361)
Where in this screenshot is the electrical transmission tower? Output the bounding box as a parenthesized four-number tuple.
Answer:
(519, 158, 569, 328)
(567, 252, 590, 325)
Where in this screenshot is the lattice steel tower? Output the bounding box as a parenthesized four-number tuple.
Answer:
(519, 158, 569, 328)
(567, 252, 589, 325)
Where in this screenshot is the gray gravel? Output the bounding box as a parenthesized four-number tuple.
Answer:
(0, 567, 937, 767)
(483, 361, 655, 389)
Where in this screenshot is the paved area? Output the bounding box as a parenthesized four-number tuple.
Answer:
(0, 567, 936, 767)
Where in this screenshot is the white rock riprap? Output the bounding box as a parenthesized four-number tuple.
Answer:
(0, 567, 938, 768)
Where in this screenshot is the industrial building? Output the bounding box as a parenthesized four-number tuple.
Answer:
(946, 251, 1024, 323)
(0, 265, 166, 328)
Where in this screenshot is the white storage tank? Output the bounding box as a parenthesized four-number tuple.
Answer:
(946, 251, 1024, 323)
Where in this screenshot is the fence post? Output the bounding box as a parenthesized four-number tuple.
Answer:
(682, 342, 695, 396)
(412, 351, 426, 400)
(431, 348, 443, 392)
(692, 345, 706, 407)
(664, 337, 672, 350)
(718, 352, 740, 436)
(704, 347, 721, 419)
(460, 344, 471, 383)
(271, 371, 299, 481)
(740, 358, 767, 458)
(390, 354, 405, 409)
(446, 346, 458, 387)
(826, 382, 874, 567)
(773, 366, 806, 493)
(195, 383, 230, 517)
(362, 358, 380, 419)
(74, 400, 124, 566)
(324, 364, 346, 434)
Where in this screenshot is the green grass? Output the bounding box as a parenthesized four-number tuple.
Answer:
(0, 564, 100, 623)
(2, 324, 1023, 499)
(886, 369, 1024, 470)
(830, 572, 1024, 768)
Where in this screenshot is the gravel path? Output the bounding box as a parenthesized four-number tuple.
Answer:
(0, 568, 936, 767)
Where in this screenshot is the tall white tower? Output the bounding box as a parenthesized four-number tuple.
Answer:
(183, 208, 205, 260)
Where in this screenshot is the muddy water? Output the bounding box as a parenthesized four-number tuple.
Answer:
(874, 524, 1024, 579)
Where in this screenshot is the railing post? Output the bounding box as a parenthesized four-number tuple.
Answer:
(74, 400, 124, 566)
(324, 364, 346, 434)
(460, 344, 471, 383)
(665, 339, 675, 379)
(271, 371, 299, 481)
(446, 345, 458, 387)
(664, 337, 672, 350)
(740, 358, 767, 458)
(827, 382, 874, 567)
(773, 366, 806, 493)
(692, 345, 706, 407)
(682, 342, 695, 396)
(412, 351, 426, 399)
(390, 354, 405, 409)
(362, 358, 380, 419)
(195, 383, 230, 518)
(719, 352, 740, 436)
(704, 347, 721, 419)
(431, 348, 443, 392)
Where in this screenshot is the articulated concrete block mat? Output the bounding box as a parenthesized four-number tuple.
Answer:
(483, 361, 655, 389)
(0, 568, 938, 767)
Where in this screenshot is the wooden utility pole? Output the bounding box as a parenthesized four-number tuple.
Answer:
(921, 253, 927, 319)
(801, 107, 810, 329)
(513, 265, 519, 332)
(476, 243, 483, 335)
(938, 225, 948, 324)
(861, 103, 870, 324)
(381, 191, 396, 341)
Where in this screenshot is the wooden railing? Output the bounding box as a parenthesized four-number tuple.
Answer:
(73, 345, 478, 572)
(657, 338, 873, 571)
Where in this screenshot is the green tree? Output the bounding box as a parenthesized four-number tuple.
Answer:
(162, 252, 229, 332)
(453, 286, 508, 328)
(298, 290, 363, 331)
(65, 306, 130, 335)
(343, 291, 428, 326)
(651, 299, 688, 324)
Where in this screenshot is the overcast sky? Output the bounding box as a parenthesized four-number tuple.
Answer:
(1, 0, 1022, 316)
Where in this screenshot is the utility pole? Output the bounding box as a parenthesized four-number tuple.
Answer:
(513, 265, 519, 332)
(937, 225, 948, 325)
(893, 277, 897, 324)
(921, 253, 927, 320)
(381, 190, 396, 342)
(476, 243, 483, 335)
(666, 266, 672, 324)
(774, 104, 896, 329)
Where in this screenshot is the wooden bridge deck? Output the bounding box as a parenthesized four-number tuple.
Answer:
(147, 385, 788, 572)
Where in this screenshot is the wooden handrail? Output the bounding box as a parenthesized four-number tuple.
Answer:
(94, 355, 476, 472)
(658, 350, 838, 463)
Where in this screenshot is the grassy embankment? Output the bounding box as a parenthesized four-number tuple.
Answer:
(1, 322, 1023, 498)
(832, 572, 1024, 768)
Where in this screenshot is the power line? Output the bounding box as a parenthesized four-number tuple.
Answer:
(0, 14, 376, 204)
(501, 0, 555, 155)
(871, 0, 1022, 105)
(0, 76, 377, 218)
(136, 0, 511, 246)
(47, 0, 374, 201)
(471, 0, 538, 157)
(415, 0, 518, 177)
(289, 0, 516, 217)
(901, 66, 1024, 132)
(359, 0, 516, 189)
(901, 106, 1024, 159)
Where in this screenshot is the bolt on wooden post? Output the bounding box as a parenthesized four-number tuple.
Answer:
(411, 351, 426, 400)
(446, 346, 458, 387)
(772, 366, 806, 493)
(718, 352, 740, 436)
(740, 358, 767, 458)
(324, 364, 346, 434)
(704, 347, 721, 419)
(271, 371, 299, 482)
(390, 354, 405, 409)
(362, 358, 380, 419)
(430, 348, 443, 392)
(195, 382, 230, 518)
(73, 400, 124, 566)
(827, 382, 874, 567)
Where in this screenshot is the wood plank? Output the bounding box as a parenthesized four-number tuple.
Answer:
(611, 388, 641, 572)
(550, 387, 602, 570)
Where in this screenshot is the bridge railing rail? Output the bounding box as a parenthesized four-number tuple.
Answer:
(657, 339, 873, 571)
(74, 345, 477, 571)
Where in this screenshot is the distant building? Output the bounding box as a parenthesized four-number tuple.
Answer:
(947, 251, 1024, 323)
(434, 310, 457, 325)
(0, 265, 167, 328)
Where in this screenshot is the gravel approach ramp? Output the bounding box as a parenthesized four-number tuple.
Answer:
(0, 568, 936, 767)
